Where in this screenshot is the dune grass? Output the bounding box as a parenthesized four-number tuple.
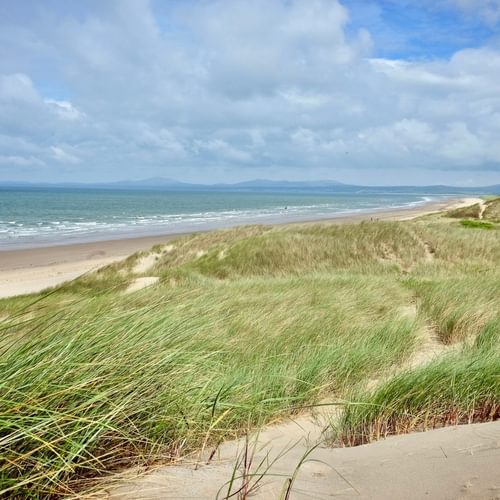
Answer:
(335, 316, 500, 446)
(0, 273, 420, 496)
(1, 213, 499, 497)
(446, 203, 482, 219)
(412, 276, 500, 344)
(483, 197, 500, 222)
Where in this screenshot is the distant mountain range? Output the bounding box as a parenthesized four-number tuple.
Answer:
(1, 177, 499, 194)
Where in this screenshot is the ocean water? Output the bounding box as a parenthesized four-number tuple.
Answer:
(0, 187, 441, 250)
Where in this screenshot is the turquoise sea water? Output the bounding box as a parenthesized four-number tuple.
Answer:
(0, 188, 441, 249)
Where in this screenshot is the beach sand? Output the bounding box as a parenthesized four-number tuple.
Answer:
(0, 234, 181, 299)
(0, 197, 481, 299)
(107, 419, 500, 499)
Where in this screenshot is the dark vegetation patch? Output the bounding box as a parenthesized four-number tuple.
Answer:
(459, 219, 495, 229)
(483, 197, 500, 222)
(446, 203, 481, 219)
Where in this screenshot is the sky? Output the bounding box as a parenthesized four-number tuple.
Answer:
(0, 0, 500, 186)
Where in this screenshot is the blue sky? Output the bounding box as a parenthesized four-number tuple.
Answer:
(346, 0, 499, 58)
(0, 0, 499, 185)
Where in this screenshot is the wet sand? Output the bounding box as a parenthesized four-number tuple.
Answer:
(0, 197, 480, 299)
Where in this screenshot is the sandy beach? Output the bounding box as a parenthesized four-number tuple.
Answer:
(0, 197, 481, 299)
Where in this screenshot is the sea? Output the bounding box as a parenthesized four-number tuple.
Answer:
(0, 187, 446, 250)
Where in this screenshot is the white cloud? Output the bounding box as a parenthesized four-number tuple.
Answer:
(0, 73, 40, 103)
(280, 90, 330, 108)
(134, 125, 187, 160)
(0, 154, 45, 166)
(50, 146, 81, 164)
(0, 0, 498, 184)
(45, 99, 85, 121)
(195, 139, 253, 163)
(445, 0, 500, 25)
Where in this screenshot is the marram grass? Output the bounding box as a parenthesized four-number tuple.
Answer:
(0, 211, 499, 497)
(335, 317, 500, 446)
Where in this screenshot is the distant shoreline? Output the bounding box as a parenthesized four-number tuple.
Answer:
(0, 197, 480, 299)
(0, 194, 449, 252)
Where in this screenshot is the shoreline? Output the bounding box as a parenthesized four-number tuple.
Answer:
(0, 194, 454, 253)
(0, 197, 479, 299)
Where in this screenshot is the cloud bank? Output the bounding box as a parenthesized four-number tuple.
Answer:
(0, 0, 499, 185)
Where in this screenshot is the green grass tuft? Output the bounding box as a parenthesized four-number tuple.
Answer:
(459, 219, 495, 229)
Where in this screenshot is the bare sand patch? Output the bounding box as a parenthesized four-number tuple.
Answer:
(105, 420, 500, 499)
(133, 253, 160, 274)
(398, 304, 455, 370)
(125, 277, 160, 294)
(447, 197, 484, 210)
(132, 246, 175, 275)
(407, 325, 457, 369)
(194, 249, 207, 258)
(479, 199, 487, 219)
